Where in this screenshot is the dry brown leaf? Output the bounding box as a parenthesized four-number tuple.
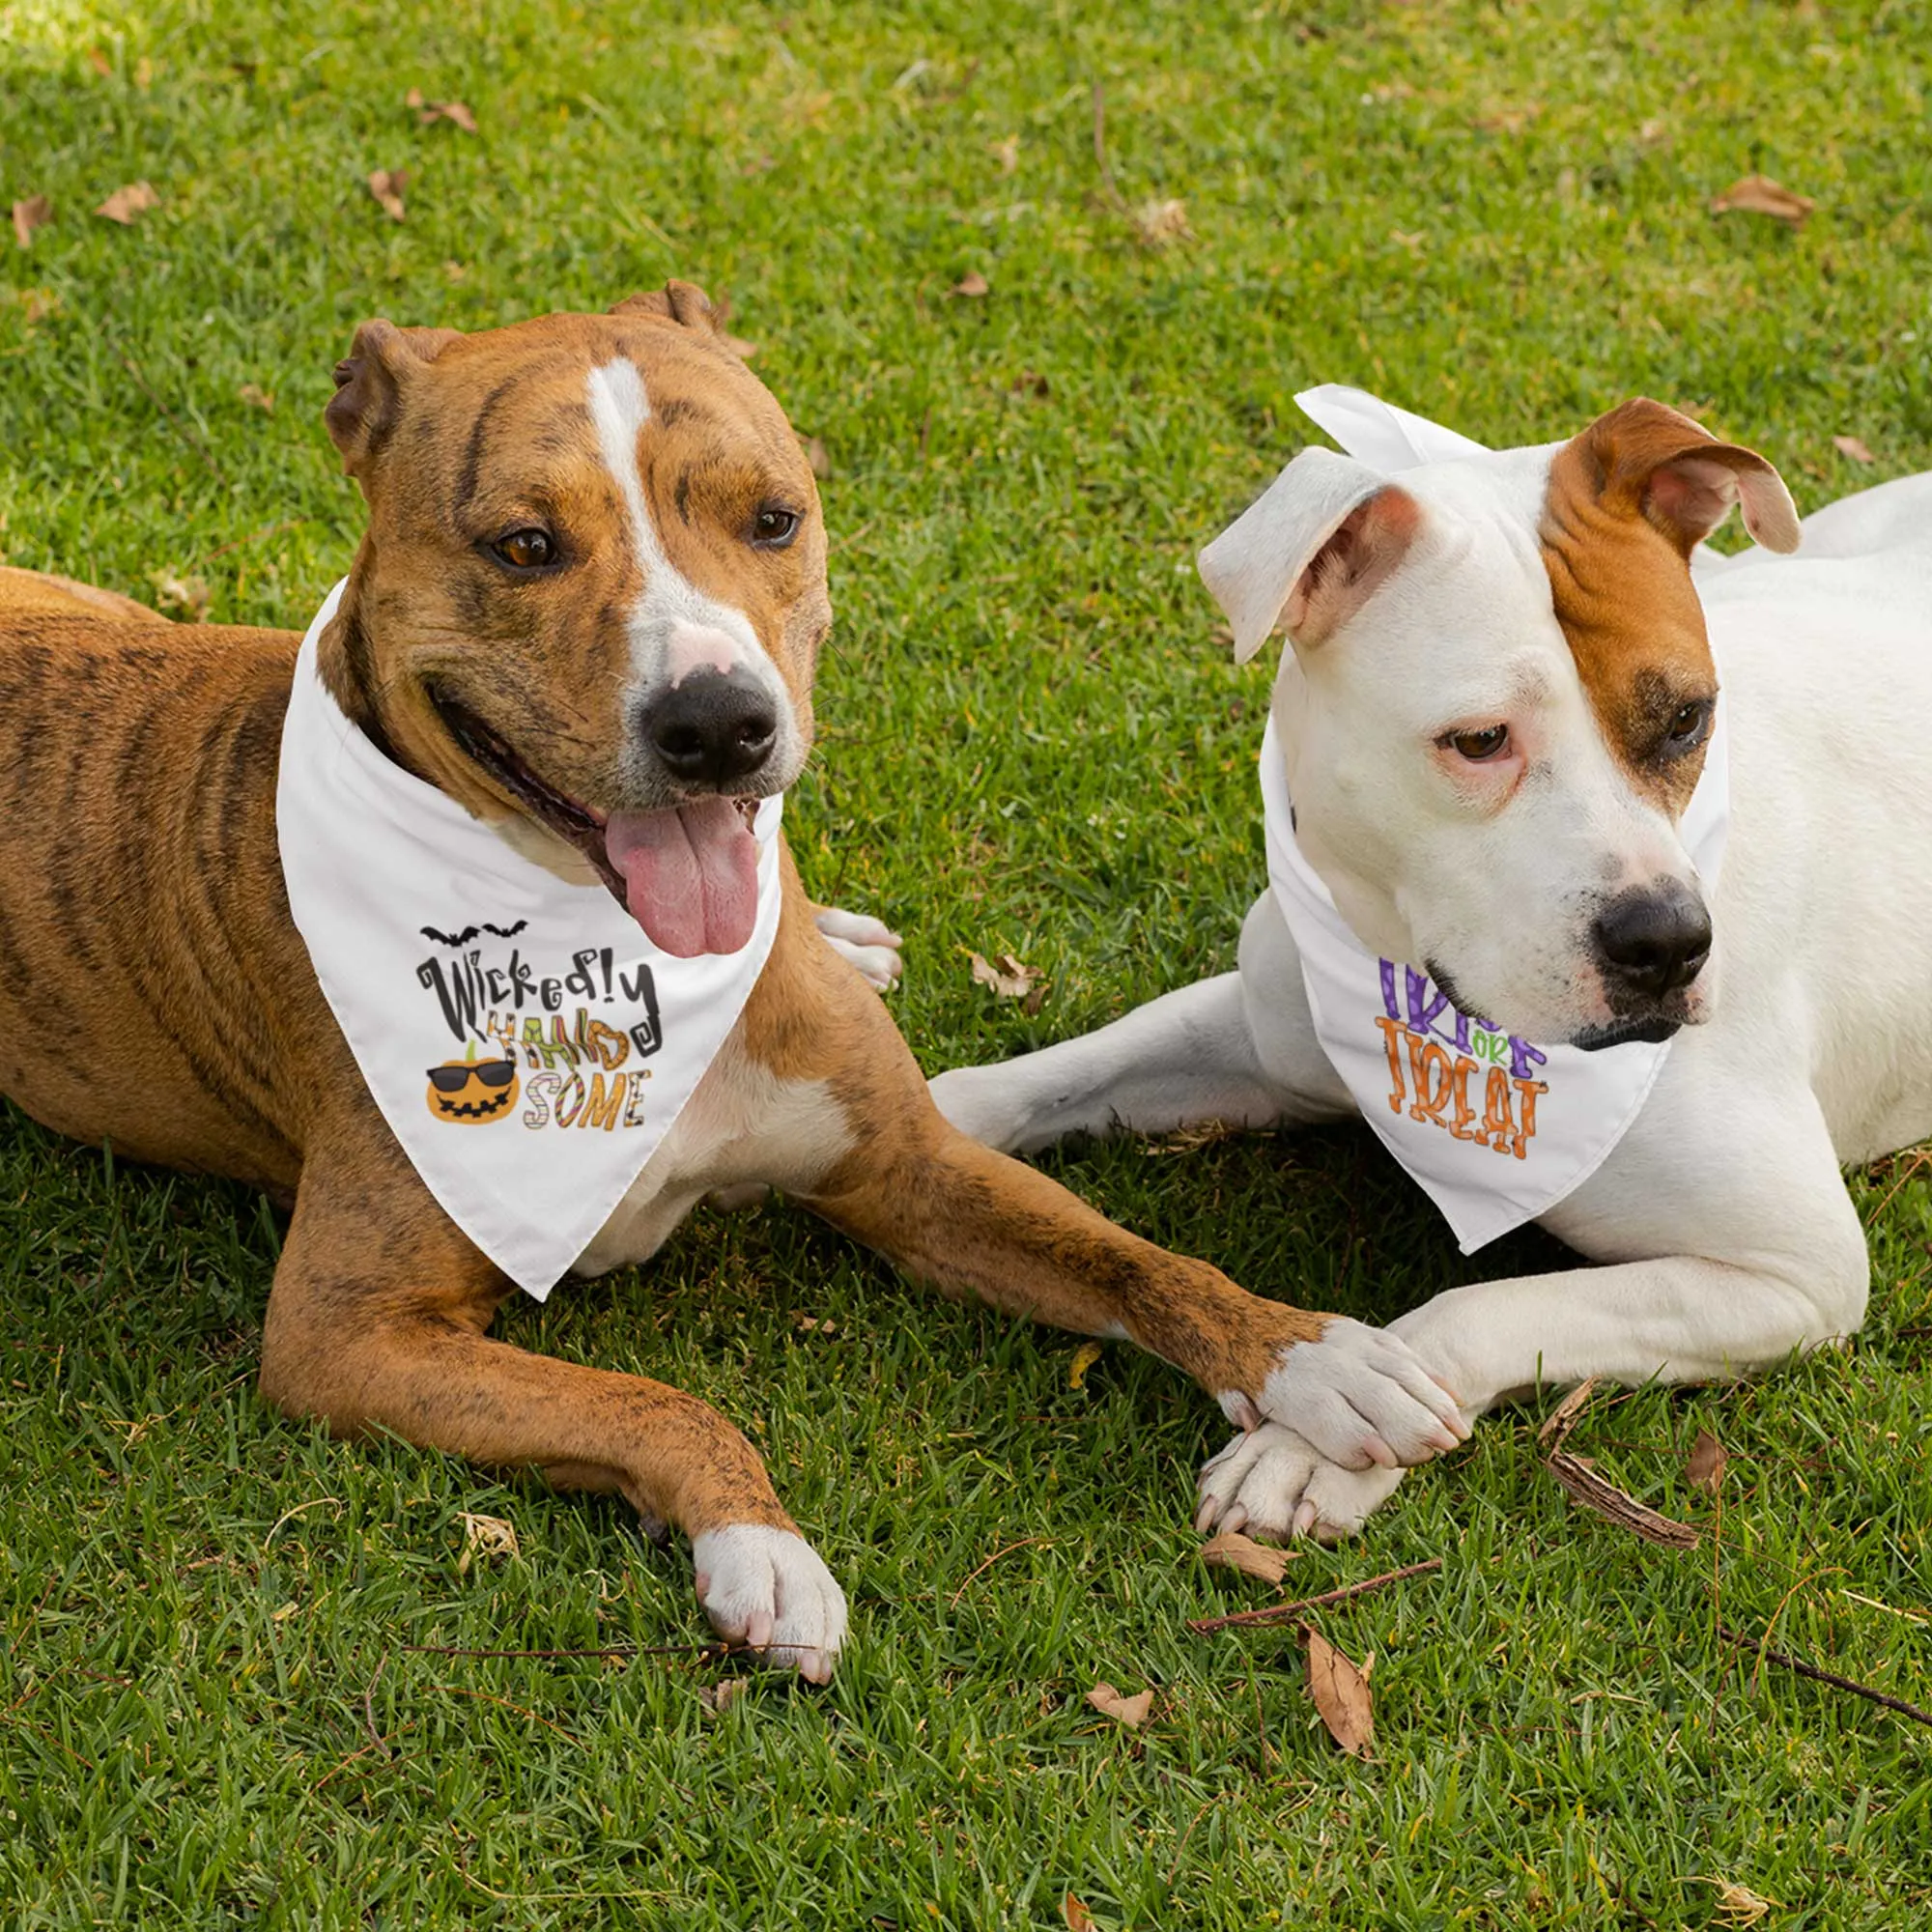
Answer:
(1086, 1681, 1153, 1727)
(950, 270, 990, 298)
(12, 195, 51, 249)
(367, 168, 410, 222)
(1062, 1896, 1094, 1932)
(1305, 1629, 1374, 1756)
(1710, 1879, 1776, 1925)
(1201, 1530, 1292, 1584)
(1009, 370, 1050, 399)
(805, 436, 831, 479)
(1711, 173, 1814, 228)
(1546, 1448, 1700, 1548)
(1686, 1427, 1728, 1496)
(150, 570, 210, 622)
(456, 1509, 520, 1574)
(969, 950, 1046, 1006)
(86, 46, 112, 78)
(237, 383, 274, 412)
(1068, 1339, 1103, 1390)
(1132, 198, 1193, 247)
(411, 93, 477, 132)
(702, 1677, 751, 1713)
(1536, 1377, 1602, 1451)
(991, 134, 1020, 175)
(1639, 116, 1668, 145)
(792, 1312, 837, 1336)
(15, 287, 59, 326)
(96, 181, 159, 225)
(133, 55, 154, 91)
(1833, 434, 1876, 464)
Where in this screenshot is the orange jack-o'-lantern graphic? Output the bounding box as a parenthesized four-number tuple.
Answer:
(425, 1047, 520, 1123)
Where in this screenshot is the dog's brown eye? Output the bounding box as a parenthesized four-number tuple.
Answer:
(750, 506, 800, 550)
(492, 527, 555, 570)
(1666, 700, 1711, 743)
(1447, 724, 1510, 762)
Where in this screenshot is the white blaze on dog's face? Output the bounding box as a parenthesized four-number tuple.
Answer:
(1202, 401, 1799, 1047)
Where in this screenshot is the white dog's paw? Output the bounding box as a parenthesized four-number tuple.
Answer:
(691, 1524, 848, 1684)
(1196, 1423, 1408, 1545)
(1256, 1318, 1470, 1471)
(814, 906, 903, 990)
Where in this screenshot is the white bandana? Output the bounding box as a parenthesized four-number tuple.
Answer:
(1258, 386, 1731, 1252)
(276, 582, 783, 1299)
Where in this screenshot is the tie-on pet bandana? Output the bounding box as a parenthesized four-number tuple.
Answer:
(1255, 389, 1732, 1252)
(276, 582, 783, 1298)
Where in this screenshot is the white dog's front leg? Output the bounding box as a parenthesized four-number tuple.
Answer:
(1394, 1086, 1870, 1417)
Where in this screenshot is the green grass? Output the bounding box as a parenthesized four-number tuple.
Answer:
(4, 0, 1932, 1923)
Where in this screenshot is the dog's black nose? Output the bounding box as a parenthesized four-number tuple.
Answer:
(1592, 882, 1712, 998)
(639, 670, 778, 788)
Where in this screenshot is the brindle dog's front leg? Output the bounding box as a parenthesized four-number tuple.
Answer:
(790, 972, 1464, 1474)
(259, 1121, 845, 1679)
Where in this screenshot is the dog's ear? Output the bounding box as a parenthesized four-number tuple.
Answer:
(1199, 447, 1423, 663)
(325, 320, 464, 474)
(609, 280, 724, 335)
(1570, 399, 1800, 557)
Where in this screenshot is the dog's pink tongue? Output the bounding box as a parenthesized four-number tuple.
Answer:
(604, 799, 758, 957)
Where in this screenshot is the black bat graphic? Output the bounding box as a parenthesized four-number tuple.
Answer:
(419, 919, 530, 948)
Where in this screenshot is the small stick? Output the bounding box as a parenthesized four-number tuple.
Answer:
(1537, 1377, 1602, 1452)
(362, 1649, 393, 1760)
(1716, 1623, 1932, 1728)
(1186, 1558, 1442, 1634)
(430, 1684, 582, 1743)
(1545, 1449, 1700, 1549)
(949, 1535, 1049, 1605)
(1090, 80, 1128, 213)
(402, 1639, 732, 1662)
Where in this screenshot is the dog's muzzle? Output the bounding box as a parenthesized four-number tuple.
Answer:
(1591, 880, 1712, 1002)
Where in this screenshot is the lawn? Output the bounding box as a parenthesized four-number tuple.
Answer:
(3, 0, 1930, 1924)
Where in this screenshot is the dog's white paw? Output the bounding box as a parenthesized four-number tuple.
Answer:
(814, 906, 902, 991)
(1256, 1318, 1469, 1471)
(691, 1524, 847, 1684)
(1196, 1422, 1408, 1544)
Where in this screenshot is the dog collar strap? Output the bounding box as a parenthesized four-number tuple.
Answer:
(1258, 707, 1730, 1253)
(276, 581, 783, 1300)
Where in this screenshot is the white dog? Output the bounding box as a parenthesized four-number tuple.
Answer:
(932, 387, 1932, 1541)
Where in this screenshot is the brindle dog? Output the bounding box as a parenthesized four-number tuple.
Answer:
(0, 286, 1463, 1678)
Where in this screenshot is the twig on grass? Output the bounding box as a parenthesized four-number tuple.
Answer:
(114, 348, 225, 480)
(1536, 1377, 1700, 1548)
(1716, 1624, 1932, 1728)
(1186, 1559, 1443, 1634)
(362, 1650, 393, 1760)
(430, 1683, 582, 1743)
(949, 1535, 1050, 1605)
(402, 1638, 734, 1662)
(1091, 81, 1128, 215)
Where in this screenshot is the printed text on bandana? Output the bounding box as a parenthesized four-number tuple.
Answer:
(1374, 961, 1549, 1160)
(416, 936, 663, 1133)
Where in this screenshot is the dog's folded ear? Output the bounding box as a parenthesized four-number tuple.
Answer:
(325, 320, 464, 475)
(1569, 399, 1800, 557)
(1199, 448, 1423, 663)
(610, 281, 725, 336)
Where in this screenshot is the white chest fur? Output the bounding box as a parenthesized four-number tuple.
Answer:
(571, 1040, 855, 1275)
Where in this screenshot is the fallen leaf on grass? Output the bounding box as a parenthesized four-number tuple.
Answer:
(1546, 1448, 1699, 1548)
(1086, 1682, 1153, 1727)
(991, 134, 1020, 175)
(1062, 1896, 1094, 1932)
(805, 435, 831, 479)
(702, 1677, 751, 1713)
(949, 270, 990, 298)
(1706, 1878, 1776, 1925)
(1711, 173, 1814, 228)
(14, 287, 60, 326)
(1686, 1428, 1727, 1496)
(237, 383, 274, 412)
(86, 47, 112, 78)
(793, 1312, 837, 1336)
(406, 88, 478, 132)
(151, 570, 210, 621)
(1131, 198, 1193, 247)
(1009, 370, 1050, 398)
(1068, 1339, 1103, 1389)
(1833, 434, 1875, 464)
(457, 1510, 520, 1574)
(96, 181, 159, 225)
(969, 950, 1047, 1011)
(367, 168, 410, 222)
(1201, 1530, 1293, 1584)
(12, 195, 51, 248)
(1304, 1629, 1374, 1757)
